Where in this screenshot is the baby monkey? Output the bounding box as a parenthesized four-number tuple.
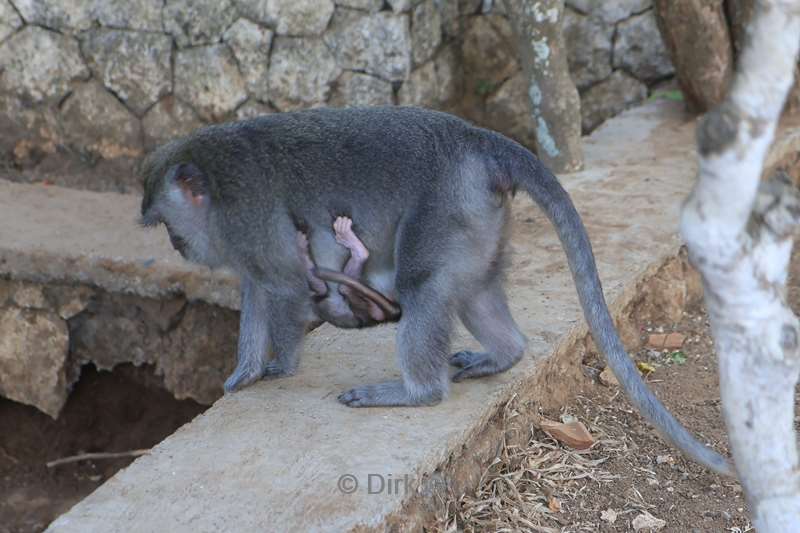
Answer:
(297, 216, 401, 327)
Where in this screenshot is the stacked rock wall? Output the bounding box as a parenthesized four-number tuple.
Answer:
(0, 0, 672, 192)
(460, 0, 674, 148)
(0, 277, 238, 418)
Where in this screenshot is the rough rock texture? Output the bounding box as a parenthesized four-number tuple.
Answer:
(485, 72, 537, 149)
(157, 304, 238, 403)
(82, 29, 173, 116)
(433, 44, 461, 108)
(566, 0, 651, 23)
(411, 0, 442, 66)
(580, 70, 647, 132)
(234, 99, 273, 120)
(0, 277, 239, 415)
(387, 0, 414, 12)
(142, 96, 204, 150)
(461, 15, 518, 92)
(13, 0, 94, 31)
(563, 7, 613, 90)
(44, 285, 94, 320)
(0, 0, 22, 43)
(397, 45, 460, 109)
(331, 72, 394, 107)
(436, 0, 459, 38)
(164, 0, 238, 47)
(268, 37, 340, 111)
(0, 27, 89, 103)
(93, 0, 164, 32)
(653, 0, 732, 113)
(397, 61, 437, 106)
(0, 0, 680, 180)
(336, 0, 383, 10)
(223, 19, 274, 103)
(235, 0, 334, 35)
(175, 45, 248, 121)
(60, 82, 143, 158)
(0, 94, 62, 166)
(614, 10, 674, 82)
(0, 306, 69, 418)
(324, 10, 411, 82)
(458, 0, 482, 16)
(69, 292, 238, 405)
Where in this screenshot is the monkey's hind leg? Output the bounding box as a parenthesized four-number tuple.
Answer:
(338, 290, 451, 407)
(449, 277, 527, 382)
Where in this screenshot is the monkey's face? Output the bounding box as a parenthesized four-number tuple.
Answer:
(140, 161, 225, 269)
(164, 222, 189, 257)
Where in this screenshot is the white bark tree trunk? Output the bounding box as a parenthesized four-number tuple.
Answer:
(680, 1, 800, 529)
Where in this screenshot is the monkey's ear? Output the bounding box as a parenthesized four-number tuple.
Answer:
(168, 163, 208, 207)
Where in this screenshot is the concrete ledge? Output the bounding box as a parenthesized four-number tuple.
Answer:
(21, 101, 800, 531)
(0, 181, 239, 309)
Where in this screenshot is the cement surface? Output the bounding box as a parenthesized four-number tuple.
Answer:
(0, 181, 240, 309)
(31, 101, 799, 532)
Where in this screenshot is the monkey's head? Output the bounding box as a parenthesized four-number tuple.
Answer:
(139, 143, 224, 268)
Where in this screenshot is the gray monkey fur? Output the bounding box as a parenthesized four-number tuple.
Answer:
(139, 106, 732, 476)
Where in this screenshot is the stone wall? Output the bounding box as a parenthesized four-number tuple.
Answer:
(0, 278, 237, 418)
(461, 0, 674, 147)
(0, 0, 672, 192)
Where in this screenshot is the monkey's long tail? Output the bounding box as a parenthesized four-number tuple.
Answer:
(492, 135, 734, 477)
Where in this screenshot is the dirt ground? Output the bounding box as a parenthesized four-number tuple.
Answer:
(0, 365, 206, 533)
(440, 253, 800, 533)
(445, 308, 752, 532)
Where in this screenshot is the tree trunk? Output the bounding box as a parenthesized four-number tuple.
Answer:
(503, 0, 583, 173)
(654, 0, 734, 113)
(680, 1, 800, 529)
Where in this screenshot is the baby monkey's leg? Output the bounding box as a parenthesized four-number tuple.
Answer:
(296, 231, 328, 296)
(333, 216, 386, 322)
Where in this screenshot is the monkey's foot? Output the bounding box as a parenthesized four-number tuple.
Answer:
(337, 380, 443, 407)
(333, 216, 368, 261)
(261, 361, 296, 379)
(223, 364, 264, 392)
(449, 350, 519, 382)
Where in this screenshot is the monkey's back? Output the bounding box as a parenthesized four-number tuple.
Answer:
(194, 107, 494, 246)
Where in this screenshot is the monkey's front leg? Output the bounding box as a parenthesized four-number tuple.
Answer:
(224, 275, 270, 392)
(224, 276, 308, 392)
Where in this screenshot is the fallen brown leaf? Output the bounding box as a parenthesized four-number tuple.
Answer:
(539, 418, 595, 450)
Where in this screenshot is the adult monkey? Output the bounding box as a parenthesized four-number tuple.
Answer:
(140, 106, 732, 476)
